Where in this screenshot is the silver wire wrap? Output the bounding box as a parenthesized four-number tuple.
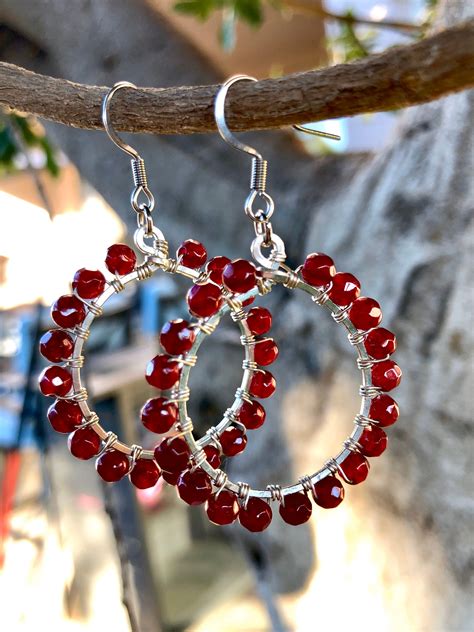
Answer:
(299, 475, 314, 495)
(190, 447, 208, 470)
(180, 354, 197, 368)
(136, 261, 154, 281)
(68, 388, 88, 402)
(168, 387, 190, 404)
(64, 356, 84, 369)
(357, 355, 390, 370)
(206, 426, 222, 448)
(110, 277, 125, 293)
(194, 321, 219, 335)
(267, 484, 284, 504)
(242, 359, 259, 371)
(250, 157, 268, 192)
(223, 409, 239, 425)
(130, 444, 143, 467)
(214, 470, 228, 496)
(344, 437, 363, 453)
(324, 458, 340, 475)
(348, 330, 368, 345)
(238, 482, 251, 509)
(78, 412, 100, 429)
(354, 414, 374, 427)
(312, 287, 331, 305)
(332, 305, 351, 323)
(240, 334, 256, 345)
(359, 385, 383, 398)
(74, 294, 103, 317)
(176, 417, 193, 434)
(99, 431, 119, 455)
(235, 387, 253, 403)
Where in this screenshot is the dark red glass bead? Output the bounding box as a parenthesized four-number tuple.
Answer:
(141, 397, 178, 434)
(68, 426, 101, 460)
(369, 394, 399, 427)
(279, 492, 312, 525)
(51, 294, 86, 328)
(160, 319, 196, 355)
(187, 283, 223, 318)
(130, 459, 161, 489)
(349, 297, 382, 330)
(145, 354, 181, 390)
(206, 256, 231, 285)
(358, 425, 388, 457)
(220, 427, 247, 456)
(204, 445, 221, 469)
(364, 327, 397, 359)
(371, 360, 402, 392)
(38, 366, 72, 397)
(338, 451, 369, 485)
(161, 469, 181, 485)
(249, 370, 276, 399)
(301, 252, 336, 287)
(239, 497, 273, 532)
(222, 259, 257, 294)
(206, 490, 239, 525)
(177, 469, 213, 505)
(254, 338, 279, 366)
(328, 272, 361, 306)
(39, 329, 74, 362)
(154, 436, 190, 473)
(96, 450, 130, 482)
(72, 268, 106, 299)
(47, 399, 83, 433)
(105, 243, 137, 275)
(246, 307, 272, 336)
(177, 239, 207, 269)
(237, 400, 266, 430)
(313, 476, 345, 509)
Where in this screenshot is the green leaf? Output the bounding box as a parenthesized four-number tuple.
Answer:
(174, 0, 217, 20)
(234, 0, 262, 26)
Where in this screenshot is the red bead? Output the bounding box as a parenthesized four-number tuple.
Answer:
(38, 366, 72, 397)
(68, 426, 101, 460)
(358, 425, 388, 457)
(313, 476, 345, 509)
(130, 459, 161, 489)
(206, 256, 231, 284)
(338, 452, 369, 485)
(187, 283, 223, 318)
(222, 259, 257, 294)
(206, 491, 239, 525)
(154, 436, 190, 473)
(371, 360, 402, 392)
(364, 328, 397, 359)
(279, 492, 312, 525)
(177, 469, 212, 505)
(349, 297, 382, 330)
(162, 469, 181, 485)
(254, 338, 279, 366)
(220, 427, 247, 456)
(177, 239, 207, 269)
(301, 252, 336, 287)
(47, 399, 83, 433)
(204, 445, 221, 469)
(51, 294, 86, 328)
(328, 272, 361, 306)
(160, 319, 196, 355)
(249, 370, 276, 399)
(96, 450, 130, 482)
(72, 268, 106, 299)
(246, 307, 272, 336)
(145, 355, 181, 390)
(369, 394, 399, 427)
(39, 329, 74, 362)
(105, 243, 137, 275)
(239, 497, 273, 532)
(141, 397, 178, 434)
(237, 400, 266, 430)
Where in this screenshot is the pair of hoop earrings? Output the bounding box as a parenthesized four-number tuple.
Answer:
(38, 75, 402, 532)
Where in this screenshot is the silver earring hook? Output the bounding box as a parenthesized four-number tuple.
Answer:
(102, 81, 140, 160)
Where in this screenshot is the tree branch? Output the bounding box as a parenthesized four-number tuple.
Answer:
(0, 20, 472, 135)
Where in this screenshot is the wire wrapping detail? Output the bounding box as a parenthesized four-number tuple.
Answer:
(110, 277, 125, 293)
(344, 437, 363, 453)
(324, 458, 340, 476)
(168, 387, 191, 404)
(238, 482, 251, 508)
(267, 484, 284, 504)
(299, 475, 314, 495)
(354, 413, 373, 427)
(235, 387, 253, 403)
(359, 385, 383, 398)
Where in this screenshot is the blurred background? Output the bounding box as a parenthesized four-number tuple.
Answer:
(0, 0, 472, 630)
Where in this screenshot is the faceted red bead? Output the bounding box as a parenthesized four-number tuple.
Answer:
(369, 394, 399, 427)
(177, 469, 213, 505)
(72, 268, 106, 299)
(222, 259, 257, 294)
(162, 469, 181, 485)
(313, 476, 345, 509)
(301, 252, 336, 287)
(206, 491, 239, 525)
(154, 436, 190, 473)
(177, 239, 207, 269)
(220, 427, 247, 456)
(364, 327, 397, 359)
(246, 307, 272, 336)
(279, 492, 312, 525)
(141, 397, 178, 434)
(96, 450, 130, 482)
(187, 283, 223, 318)
(130, 459, 161, 489)
(145, 355, 181, 390)
(239, 497, 273, 532)
(237, 400, 266, 430)
(105, 243, 137, 275)
(68, 426, 101, 460)
(371, 360, 402, 392)
(160, 319, 196, 355)
(206, 256, 231, 285)
(329, 272, 361, 306)
(39, 329, 74, 362)
(349, 297, 382, 330)
(249, 370, 276, 399)
(38, 366, 72, 397)
(358, 425, 388, 457)
(254, 338, 279, 366)
(51, 294, 86, 328)
(47, 399, 83, 433)
(338, 451, 369, 485)
(204, 444, 221, 469)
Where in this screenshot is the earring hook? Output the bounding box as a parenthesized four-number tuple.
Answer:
(102, 81, 140, 160)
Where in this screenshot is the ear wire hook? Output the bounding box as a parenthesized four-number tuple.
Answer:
(102, 81, 140, 159)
